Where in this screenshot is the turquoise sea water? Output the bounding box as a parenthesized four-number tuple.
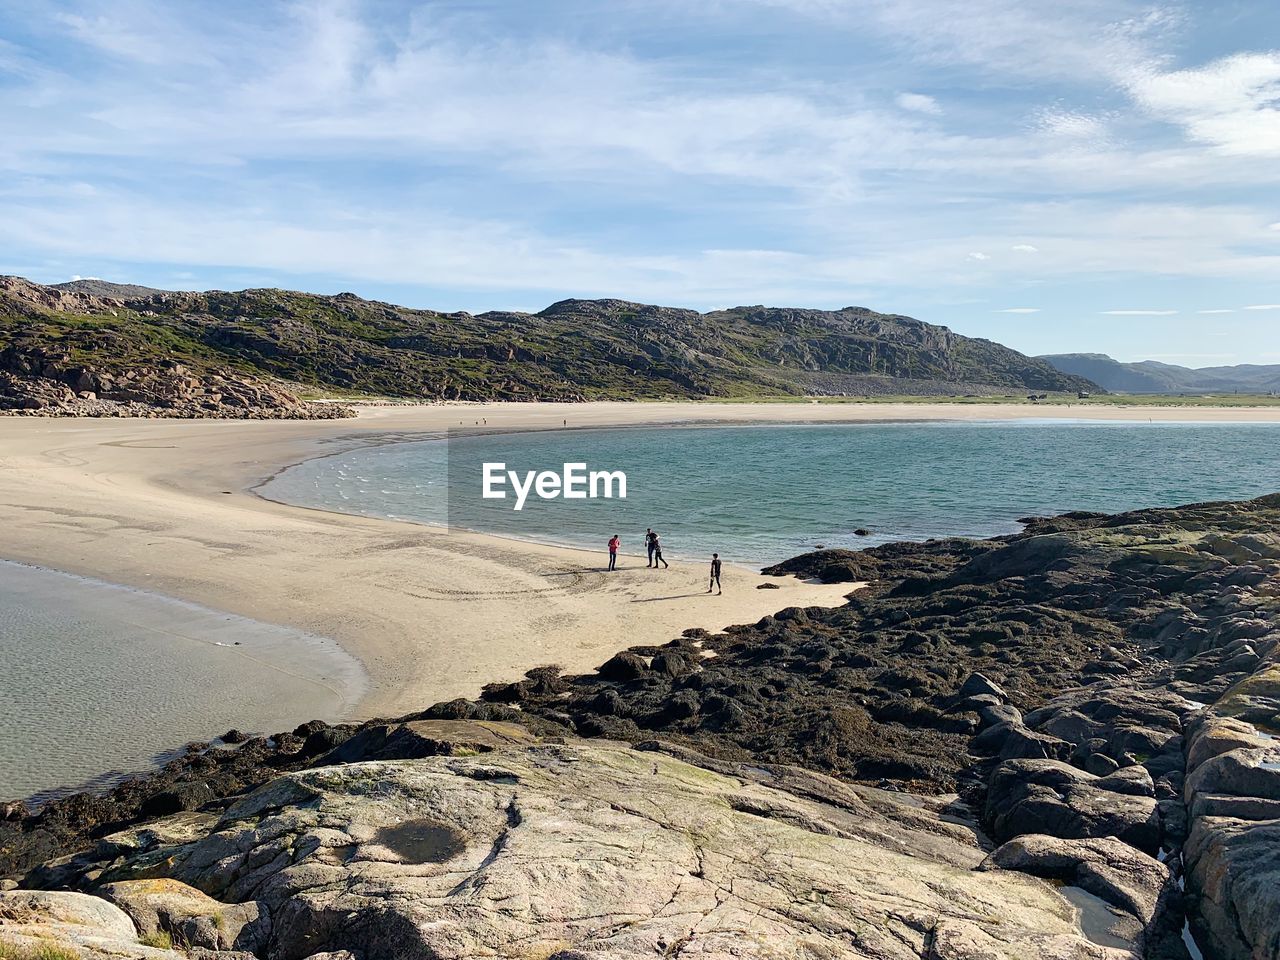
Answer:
(261, 420, 1280, 567)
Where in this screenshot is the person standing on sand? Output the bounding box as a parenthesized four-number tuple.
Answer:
(645, 528, 657, 567)
(652, 533, 669, 569)
(708, 553, 722, 594)
(608, 534, 620, 571)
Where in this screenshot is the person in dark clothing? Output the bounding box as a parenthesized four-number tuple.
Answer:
(645, 528, 657, 567)
(708, 553, 722, 594)
(652, 533, 669, 569)
(608, 534, 620, 571)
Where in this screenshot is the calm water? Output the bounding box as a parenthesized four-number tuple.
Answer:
(0, 561, 366, 802)
(262, 420, 1280, 567)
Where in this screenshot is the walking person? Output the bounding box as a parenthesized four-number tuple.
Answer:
(607, 534, 620, 571)
(652, 533, 669, 569)
(645, 528, 657, 567)
(708, 553, 722, 594)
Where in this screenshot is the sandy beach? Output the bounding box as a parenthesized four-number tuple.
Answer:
(3, 400, 1279, 721)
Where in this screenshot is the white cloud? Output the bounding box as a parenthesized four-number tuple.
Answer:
(1197, 308, 1235, 314)
(1244, 304, 1280, 310)
(997, 307, 1040, 313)
(968, 251, 990, 261)
(1011, 244, 1038, 253)
(1101, 309, 1178, 315)
(895, 92, 941, 115)
(1127, 53, 1280, 157)
(1269, 222, 1280, 231)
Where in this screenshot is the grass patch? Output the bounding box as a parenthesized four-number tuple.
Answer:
(138, 931, 173, 950)
(0, 940, 84, 960)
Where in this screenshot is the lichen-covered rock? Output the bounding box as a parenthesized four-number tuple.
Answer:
(160, 742, 1124, 959)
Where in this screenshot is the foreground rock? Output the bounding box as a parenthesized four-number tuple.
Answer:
(0, 889, 185, 959)
(978, 834, 1187, 958)
(6, 741, 1152, 959)
(1181, 699, 1280, 960)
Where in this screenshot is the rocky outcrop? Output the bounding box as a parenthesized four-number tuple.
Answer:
(5, 741, 1159, 959)
(0, 344, 351, 419)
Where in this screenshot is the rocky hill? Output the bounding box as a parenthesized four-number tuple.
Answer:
(1042, 352, 1280, 394)
(3, 493, 1278, 958)
(0, 277, 1097, 411)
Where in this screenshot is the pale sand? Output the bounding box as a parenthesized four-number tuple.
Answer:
(2, 400, 1277, 720)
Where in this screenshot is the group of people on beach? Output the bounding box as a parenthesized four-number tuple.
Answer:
(606, 529, 722, 594)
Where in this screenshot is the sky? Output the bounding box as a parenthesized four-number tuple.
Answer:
(1, 1, 1279, 365)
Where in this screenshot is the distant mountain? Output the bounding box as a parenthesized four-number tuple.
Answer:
(0, 276, 1097, 404)
(1041, 353, 1280, 394)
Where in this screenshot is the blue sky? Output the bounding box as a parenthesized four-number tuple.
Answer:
(1, 1, 1279, 365)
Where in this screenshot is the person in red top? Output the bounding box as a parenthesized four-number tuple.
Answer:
(607, 534, 620, 571)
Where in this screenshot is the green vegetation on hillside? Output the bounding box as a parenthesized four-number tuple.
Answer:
(1, 278, 1097, 402)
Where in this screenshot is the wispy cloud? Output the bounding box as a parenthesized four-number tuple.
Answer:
(1244, 303, 1280, 310)
(895, 92, 941, 115)
(1101, 309, 1179, 315)
(1197, 308, 1235, 314)
(1034, 107, 1113, 144)
(997, 307, 1040, 313)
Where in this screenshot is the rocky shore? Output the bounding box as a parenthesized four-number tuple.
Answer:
(3, 494, 1280, 958)
(0, 340, 352, 420)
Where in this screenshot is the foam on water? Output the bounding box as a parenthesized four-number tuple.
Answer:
(0, 560, 367, 803)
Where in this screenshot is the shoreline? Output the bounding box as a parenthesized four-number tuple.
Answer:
(3, 401, 1279, 731)
(0, 557, 366, 803)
